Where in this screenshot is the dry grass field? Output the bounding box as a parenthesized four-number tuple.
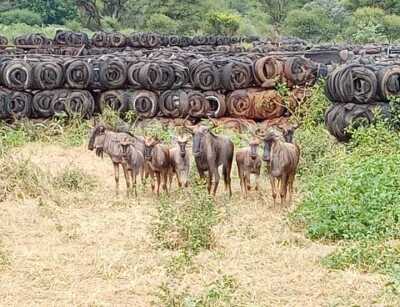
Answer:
(0, 140, 397, 307)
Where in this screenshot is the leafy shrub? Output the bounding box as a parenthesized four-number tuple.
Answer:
(145, 13, 179, 34)
(323, 241, 400, 273)
(348, 7, 386, 43)
(155, 275, 240, 307)
(0, 9, 42, 26)
(292, 123, 400, 241)
(284, 8, 334, 42)
(0, 157, 50, 201)
(53, 167, 96, 191)
(64, 20, 83, 32)
(0, 24, 63, 41)
(17, 0, 78, 24)
(153, 179, 218, 254)
(101, 16, 122, 31)
(383, 14, 400, 42)
(207, 12, 241, 36)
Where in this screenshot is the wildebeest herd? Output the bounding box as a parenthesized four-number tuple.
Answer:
(88, 119, 300, 207)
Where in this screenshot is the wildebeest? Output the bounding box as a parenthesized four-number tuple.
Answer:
(143, 137, 171, 196)
(120, 137, 145, 197)
(88, 118, 146, 196)
(236, 138, 262, 198)
(169, 135, 190, 189)
(259, 127, 300, 206)
(88, 123, 133, 195)
(184, 120, 234, 196)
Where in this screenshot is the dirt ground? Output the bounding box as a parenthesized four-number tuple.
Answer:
(0, 143, 395, 306)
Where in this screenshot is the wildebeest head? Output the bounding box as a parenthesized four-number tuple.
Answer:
(176, 136, 189, 158)
(183, 118, 217, 158)
(144, 137, 160, 161)
(88, 123, 106, 151)
(278, 123, 299, 143)
(257, 127, 285, 162)
(120, 137, 132, 159)
(249, 138, 260, 160)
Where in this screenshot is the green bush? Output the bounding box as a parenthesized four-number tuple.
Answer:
(101, 16, 122, 31)
(323, 241, 400, 273)
(349, 6, 386, 43)
(207, 12, 241, 36)
(383, 14, 400, 43)
(0, 9, 42, 26)
(153, 179, 218, 254)
(284, 8, 334, 41)
(53, 167, 96, 192)
(17, 0, 78, 25)
(145, 13, 179, 34)
(292, 123, 400, 241)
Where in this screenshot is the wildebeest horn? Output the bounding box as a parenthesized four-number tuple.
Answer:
(183, 115, 195, 134)
(129, 115, 141, 133)
(207, 116, 218, 129)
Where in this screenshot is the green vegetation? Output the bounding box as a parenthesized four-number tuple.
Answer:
(0, 8, 42, 26)
(0, 0, 399, 42)
(153, 178, 218, 254)
(155, 275, 241, 307)
(289, 83, 400, 293)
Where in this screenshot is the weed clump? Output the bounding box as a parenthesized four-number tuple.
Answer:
(0, 156, 50, 201)
(53, 166, 97, 192)
(154, 179, 218, 254)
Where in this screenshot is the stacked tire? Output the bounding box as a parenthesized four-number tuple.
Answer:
(324, 63, 399, 141)
(0, 51, 322, 120)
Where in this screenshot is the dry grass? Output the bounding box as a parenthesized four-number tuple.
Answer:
(0, 142, 397, 306)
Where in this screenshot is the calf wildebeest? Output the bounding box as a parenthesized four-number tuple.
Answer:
(236, 138, 262, 198)
(143, 137, 171, 196)
(184, 120, 234, 196)
(120, 137, 145, 197)
(169, 136, 190, 189)
(88, 120, 145, 196)
(259, 127, 300, 206)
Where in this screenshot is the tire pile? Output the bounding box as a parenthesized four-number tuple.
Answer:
(0, 31, 258, 56)
(0, 49, 324, 121)
(324, 63, 399, 141)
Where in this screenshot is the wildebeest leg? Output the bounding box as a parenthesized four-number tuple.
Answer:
(162, 170, 169, 194)
(122, 163, 131, 197)
(237, 165, 244, 194)
(212, 168, 220, 196)
(140, 165, 145, 185)
(131, 170, 138, 198)
(280, 174, 289, 207)
(176, 170, 182, 188)
(270, 175, 277, 207)
(223, 160, 233, 197)
(244, 170, 250, 199)
(155, 172, 161, 197)
(288, 173, 295, 204)
(113, 162, 120, 196)
(168, 169, 173, 191)
(255, 170, 260, 192)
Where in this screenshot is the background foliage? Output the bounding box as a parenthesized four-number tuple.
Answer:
(0, 0, 400, 42)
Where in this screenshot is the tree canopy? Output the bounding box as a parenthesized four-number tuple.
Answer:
(1, 0, 400, 43)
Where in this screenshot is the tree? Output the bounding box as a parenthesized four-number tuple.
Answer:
(102, 0, 128, 19)
(348, 7, 386, 43)
(260, 0, 289, 25)
(382, 14, 400, 42)
(75, 0, 102, 30)
(207, 12, 241, 35)
(284, 8, 334, 42)
(18, 0, 78, 24)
